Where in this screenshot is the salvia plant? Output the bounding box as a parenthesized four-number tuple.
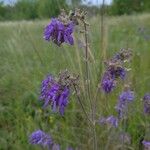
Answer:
(28, 9, 150, 150)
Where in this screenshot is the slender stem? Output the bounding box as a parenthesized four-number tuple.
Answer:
(121, 105, 129, 150)
(83, 22, 93, 118)
(73, 84, 93, 125)
(93, 86, 99, 120)
(74, 84, 97, 150)
(93, 125, 97, 150)
(122, 116, 126, 150)
(83, 22, 97, 150)
(101, 0, 106, 61)
(93, 0, 106, 116)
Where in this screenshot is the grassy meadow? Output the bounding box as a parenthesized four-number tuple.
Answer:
(0, 14, 150, 150)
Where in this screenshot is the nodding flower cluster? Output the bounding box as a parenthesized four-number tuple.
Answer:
(40, 71, 78, 116)
(43, 9, 87, 46)
(40, 75, 70, 116)
(44, 18, 74, 46)
(142, 140, 150, 149)
(43, 10, 75, 46)
(40, 76, 70, 115)
(116, 89, 135, 118)
(101, 48, 132, 93)
(29, 130, 74, 150)
(99, 88, 134, 129)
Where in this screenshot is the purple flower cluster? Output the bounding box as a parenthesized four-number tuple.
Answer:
(113, 48, 132, 62)
(101, 66, 126, 93)
(110, 67, 126, 80)
(29, 130, 52, 147)
(101, 49, 133, 93)
(119, 90, 135, 101)
(143, 93, 150, 115)
(29, 130, 73, 150)
(142, 140, 150, 149)
(44, 18, 74, 46)
(115, 90, 134, 118)
(101, 73, 116, 93)
(29, 130, 69, 150)
(99, 115, 118, 128)
(40, 75, 70, 116)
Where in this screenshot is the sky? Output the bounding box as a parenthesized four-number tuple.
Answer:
(1, 0, 112, 5)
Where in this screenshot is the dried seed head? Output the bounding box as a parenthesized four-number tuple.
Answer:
(58, 70, 79, 87)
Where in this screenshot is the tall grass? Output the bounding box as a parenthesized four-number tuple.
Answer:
(0, 13, 150, 149)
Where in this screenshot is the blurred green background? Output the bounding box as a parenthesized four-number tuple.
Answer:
(0, 0, 150, 150)
(0, 0, 150, 20)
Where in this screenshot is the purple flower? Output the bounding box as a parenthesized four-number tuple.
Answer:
(113, 48, 132, 62)
(116, 90, 134, 118)
(143, 93, 150, 115)
(101, 49, 132, 93)
(119, 90, 134, 101)
(108, 66, 126, 80)
(40, 75, 55, 101)
(99, 115, 118, 128)
(44, 18, 74, 46)
(142, 140, 150, 149)
(101, 73, 116, 93)
(101, 66, 126, 93)
(29, 130, 52, 147)
(40, 75, 70, 115)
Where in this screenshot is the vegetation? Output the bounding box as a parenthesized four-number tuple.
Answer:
(0, 0, 68, 20)
(110, 0, 150, 15)
(0, 13, 150, 149)
(0, 0, 150, 20)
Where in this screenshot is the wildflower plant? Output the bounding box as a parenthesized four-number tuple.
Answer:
(28, 8, 150, 150)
